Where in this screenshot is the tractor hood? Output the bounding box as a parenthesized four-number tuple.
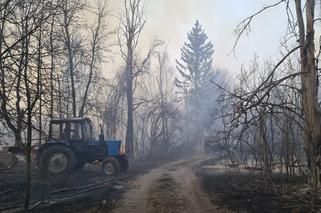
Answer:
(88, 139, 122, 156)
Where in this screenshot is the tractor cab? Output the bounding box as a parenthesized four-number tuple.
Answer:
(38, 117, 128, 176)
(46, 118, 105, 161)
(49, 118, 95, 142)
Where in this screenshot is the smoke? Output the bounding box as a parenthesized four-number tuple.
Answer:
(106, 0, 288, 77)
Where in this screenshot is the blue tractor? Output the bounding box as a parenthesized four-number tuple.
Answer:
(37, 118, 128, 176)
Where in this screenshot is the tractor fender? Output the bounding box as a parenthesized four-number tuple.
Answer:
(38, 140, 71, 156)
(36, 140, 72, 167)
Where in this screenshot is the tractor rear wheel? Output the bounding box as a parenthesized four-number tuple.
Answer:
(38, 145, 77, 176)
(102, 157, 120, 176)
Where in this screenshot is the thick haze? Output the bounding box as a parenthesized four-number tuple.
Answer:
(106, 0, 288, 76)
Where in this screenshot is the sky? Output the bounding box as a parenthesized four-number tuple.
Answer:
(106, 0, 289, 77)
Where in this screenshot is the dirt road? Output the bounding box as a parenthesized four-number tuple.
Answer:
(111, 156, 231, 213)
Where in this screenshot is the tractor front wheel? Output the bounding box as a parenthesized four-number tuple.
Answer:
(38, 145, 77, 176)
(102, 157, 120, 176)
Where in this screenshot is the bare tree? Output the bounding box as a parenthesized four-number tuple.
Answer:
(230, 0, 321, 191)
(0, 0, 62, 209)
(59, 0, 85, 117)
(79, 0, 112, 117)
(118, 0, 146, 158)
(294, 0, 321, 191)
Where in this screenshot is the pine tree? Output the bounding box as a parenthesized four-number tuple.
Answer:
(175, 20, 215, 149)
(175, 20, 214, 98)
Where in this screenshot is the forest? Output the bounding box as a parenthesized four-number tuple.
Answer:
(1, 0, 321, 212)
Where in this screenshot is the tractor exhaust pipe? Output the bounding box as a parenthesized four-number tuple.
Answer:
(99, 123, 104, 141)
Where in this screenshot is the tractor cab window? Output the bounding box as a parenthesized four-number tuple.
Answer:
(69, 123, 82, 140)
(50, 123, 60, 140)
(83, 122, 94, 140)
(50, 122, 66, 140)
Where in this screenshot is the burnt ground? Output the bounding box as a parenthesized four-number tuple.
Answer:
(0, 157, 160, 213)
(2, 154, 321, 213)
(196, 159, 321, 213)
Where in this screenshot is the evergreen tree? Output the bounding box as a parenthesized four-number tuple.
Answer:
(175, 20, 215, 149)
(175, 20, 214, 98)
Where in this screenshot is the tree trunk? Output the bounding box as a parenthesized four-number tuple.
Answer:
(295, 0, 321, 191)
(24, 110, 32, 210)
(64, 7, 76, 117)
(79, 34, 96, 117)
(125, 50, 134, 158)
(49, 16, 55, 118)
